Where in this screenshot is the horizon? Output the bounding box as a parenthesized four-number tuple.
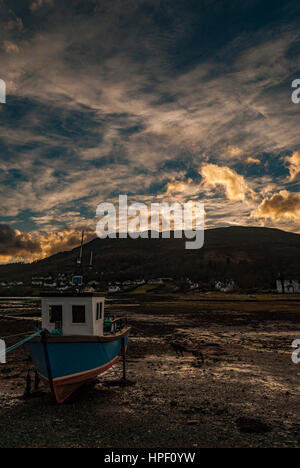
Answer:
(0, 1, 300, 263)
(1, 224, 299, 267)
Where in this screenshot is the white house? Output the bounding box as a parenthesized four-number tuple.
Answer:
(41, 292, 105, 336)
(148, 278, 163, 285)
(276, 279, 300, 294)
(215, 280, 236, 292)
(108, 285, 121, 293)
(32, 277, 44, 286)
(44, 277, 56, 288)
(88, 280, 100, 287)
(134, 279, 145, 285)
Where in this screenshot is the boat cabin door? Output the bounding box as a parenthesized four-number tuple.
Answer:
(94, 299, 104, 336)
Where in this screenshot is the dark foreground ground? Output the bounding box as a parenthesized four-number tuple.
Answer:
(0, 293, 299, 448)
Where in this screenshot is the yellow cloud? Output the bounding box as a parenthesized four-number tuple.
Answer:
(36, 229, 95, 260)
(226, 146, 260, 165)
(166, 179, 192, 195)
(252, 190, 300, 221)
(4, 41, 19, 54)
(286, 151, 300, 181)
(245, 156, 260, 165)
(200, 163, 256, 201)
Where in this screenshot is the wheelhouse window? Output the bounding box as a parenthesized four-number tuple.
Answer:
(72, 305, 86, 323)
(96, 302, 103, 320)
(49, 305, 62, 323)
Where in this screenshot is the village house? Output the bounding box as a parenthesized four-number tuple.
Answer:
(31, 277, 44, 286)
(108, 285, 121, 293)
(276, 279, 300, 293)
(147, 278, 164, 285)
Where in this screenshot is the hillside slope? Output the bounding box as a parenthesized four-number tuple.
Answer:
(0, 226, 299, 289)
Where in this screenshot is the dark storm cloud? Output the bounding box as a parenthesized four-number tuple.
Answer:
(0, 223, 96, 262)
(0, 223, 40, 255)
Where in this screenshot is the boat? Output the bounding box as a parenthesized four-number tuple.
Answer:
(26, 292, 131, 403)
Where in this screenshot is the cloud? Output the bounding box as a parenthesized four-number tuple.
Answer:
(0, 224, 41, 260)
(165, 178, 200, 199)
(0, 0, 300, 255)
(200, 164, 256, 202)
(3, 41, 19, 53)
(30, 0, 54, 12)
(0, 224, 95, 263)
(225, 147, 261, 165)
(252, 190, 300, 221)
(166, 180, 190, 194)
(286, 151, 300, 181)
(227, 146, 243, 159)
(245, 157, 260, 165)
(35, 228, 95, 260)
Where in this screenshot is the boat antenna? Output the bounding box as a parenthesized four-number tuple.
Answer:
(89, 251, 93, 270)
(77, 230, 84, 267)
(71, 231, 85, 291)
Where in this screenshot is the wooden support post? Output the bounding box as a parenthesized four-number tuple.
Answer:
(24, 369, 31, 397)
(41, 331, 55, 399)
(34, 369, 40, 390)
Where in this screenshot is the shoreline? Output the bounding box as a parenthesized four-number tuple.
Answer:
(0, 293, 299, 448)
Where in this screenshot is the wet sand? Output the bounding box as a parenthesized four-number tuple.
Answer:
(0, 293, 299, 448)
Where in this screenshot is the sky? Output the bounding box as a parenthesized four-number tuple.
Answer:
(0, 0, 300, 263)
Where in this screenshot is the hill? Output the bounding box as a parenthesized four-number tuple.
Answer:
(0, 226, 299, 289)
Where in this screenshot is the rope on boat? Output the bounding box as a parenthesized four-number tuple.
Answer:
(0, 328, 45, 358)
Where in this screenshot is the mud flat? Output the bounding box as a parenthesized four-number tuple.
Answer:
(0, 293, 299, 448)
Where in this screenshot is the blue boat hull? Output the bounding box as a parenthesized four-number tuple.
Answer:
(27, 330, 130, 403)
